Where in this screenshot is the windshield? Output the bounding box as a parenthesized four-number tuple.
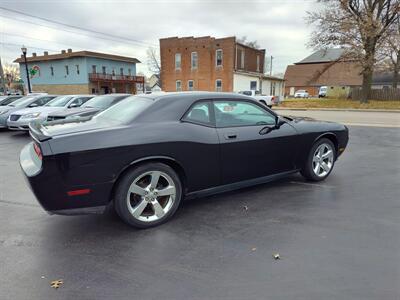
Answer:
(95, 96, 152, 123)
(0, 96, 22, 106)
(8, 96, 36, 107)
(45, 96, 72, 107)
(82, 95, 124, 109)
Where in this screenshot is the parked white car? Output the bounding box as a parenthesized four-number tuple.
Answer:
(294, 90, 309, 98)
(7, 95, 93, 131)
(238, 90, 276, 108)
(319, 86, 328, 98)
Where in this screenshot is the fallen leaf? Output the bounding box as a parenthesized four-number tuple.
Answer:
(251, 247, 257, 251)
(243, 206, 248, 211)
(50, 279, 63, 289)
(273, 253, 280, 260)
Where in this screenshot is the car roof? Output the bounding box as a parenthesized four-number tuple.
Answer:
(142, 91, 253, 101)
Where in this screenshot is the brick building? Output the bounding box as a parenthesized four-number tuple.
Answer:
(284, 49, 362, 97)
(160, 36, 284, 98)
(14, 49, 144, 95)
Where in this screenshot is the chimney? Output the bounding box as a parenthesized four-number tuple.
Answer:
(67, 48, 72, 53)
(32, 53, 37, 57)
(44, 51, 48, 56)
(61, 50, 66, 54)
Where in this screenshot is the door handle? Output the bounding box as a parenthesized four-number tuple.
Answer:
(224, 133, 237, 140)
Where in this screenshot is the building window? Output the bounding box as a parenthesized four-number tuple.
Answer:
(176, 80, 182, 91)
(241, 51, 245, 69)
(50, 66, 54, 76)
(191, 52, 198, 69)
(175, 53, 181, 70)
(76, 65, 80, 75)
(216, 49, 223, 67)
(250, 81, 257, 90)
(102, 66, 106, 75)
(256, 55, 260, 72)
(92, 65, 97, 74)
(216, 79, 222, 92)
(112, 68, 115, 76)
(65, 65, 69, 75)
(128, 68, 132, 76)
(188, 80, 194, 91)
(120, 68, 124, 75)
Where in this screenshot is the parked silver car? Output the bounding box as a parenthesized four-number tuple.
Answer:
(0, 95, 56, 129)
(7, 94, 93, 130)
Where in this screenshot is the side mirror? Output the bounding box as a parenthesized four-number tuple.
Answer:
(69, 103, 79, 108)
(275, 116, 285, 128)
(29, 103, 38, 107)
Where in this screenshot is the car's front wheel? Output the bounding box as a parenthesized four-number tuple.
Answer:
(114, 162, 182, 228)
(301, 138, 336, 181)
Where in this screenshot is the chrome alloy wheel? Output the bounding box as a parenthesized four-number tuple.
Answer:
(126, 171, 176, 222)
(312, 143, 334, 177)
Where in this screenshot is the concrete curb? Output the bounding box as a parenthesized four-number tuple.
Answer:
(273, 107, 400, 113)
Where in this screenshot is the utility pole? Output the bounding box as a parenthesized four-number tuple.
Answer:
(0, 57, 7, 95)
(269, 55, 273, 76)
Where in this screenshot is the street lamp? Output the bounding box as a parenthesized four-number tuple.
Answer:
(21, 45, 31, 94)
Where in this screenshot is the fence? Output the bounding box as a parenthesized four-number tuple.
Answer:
(350, 87, 400, 101)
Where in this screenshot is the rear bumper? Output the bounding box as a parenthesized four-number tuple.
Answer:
(20, 142, 114, 215)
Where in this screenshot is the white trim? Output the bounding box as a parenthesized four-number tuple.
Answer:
(175, 53, 181, 70)
(176, 80, 182, 91)
(215, 79, 222, 92)
(191, 52, 198, 69)
(188, 80, 194, 91)
(216, 49, 223, 67)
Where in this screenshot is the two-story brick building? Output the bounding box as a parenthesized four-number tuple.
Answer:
(14, 49, 144, 95)
(160, 36, 285, 98)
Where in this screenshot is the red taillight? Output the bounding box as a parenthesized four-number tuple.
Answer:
(33, 143, 42, 160)
(67, 189, 91, 196)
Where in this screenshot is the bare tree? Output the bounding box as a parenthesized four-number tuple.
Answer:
(146, 47, 161, 75)
(237, 36, 260, 49)
(380, 18, 400, 88)
(308, 0, 399, 102)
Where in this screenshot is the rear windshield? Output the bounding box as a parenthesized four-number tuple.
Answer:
(82, 95, 126, 110)
(45, 96, 72, 107)
(95, 96, 152, 123)
(8, 96, 36, 107)
(296, 90, 306, 93)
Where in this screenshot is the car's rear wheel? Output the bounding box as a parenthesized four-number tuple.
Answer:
(114, 162, 182, 228)
(301, 138, 336, 181)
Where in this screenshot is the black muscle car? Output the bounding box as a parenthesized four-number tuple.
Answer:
(21, 92, 348, 228)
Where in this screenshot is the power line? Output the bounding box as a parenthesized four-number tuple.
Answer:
(0, 8, 157, 48)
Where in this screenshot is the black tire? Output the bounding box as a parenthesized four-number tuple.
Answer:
(300, 138, 336, 182)
(114, 162, 182, 228)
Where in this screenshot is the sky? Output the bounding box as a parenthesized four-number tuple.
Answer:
(0, 0, 320, 77)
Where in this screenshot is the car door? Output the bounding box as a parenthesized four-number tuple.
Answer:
(213, 99, 298, 185)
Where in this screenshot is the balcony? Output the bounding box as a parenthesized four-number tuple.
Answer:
(89, 73, 144, 83)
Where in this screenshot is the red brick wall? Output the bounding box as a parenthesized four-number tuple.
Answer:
(235, 43, 265, 73)
(160, 36, 266, 93)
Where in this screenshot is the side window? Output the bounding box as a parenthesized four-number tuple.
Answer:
(31, 97, 53, 107)
(70, 97, 91, 107)
(183, 101, 211, 125)
(213, 100, 275, 128)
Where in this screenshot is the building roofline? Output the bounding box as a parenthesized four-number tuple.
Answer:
(235, 42, 265, 52)
(234, 70, 285, 81)
(14, 50, 141, 64)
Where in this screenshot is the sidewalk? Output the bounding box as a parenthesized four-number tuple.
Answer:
(273, 107, 400, 113)
(272, 108, 400, 128)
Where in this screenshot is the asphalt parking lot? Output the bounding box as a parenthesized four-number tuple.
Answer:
(0, 114, 399, 299)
